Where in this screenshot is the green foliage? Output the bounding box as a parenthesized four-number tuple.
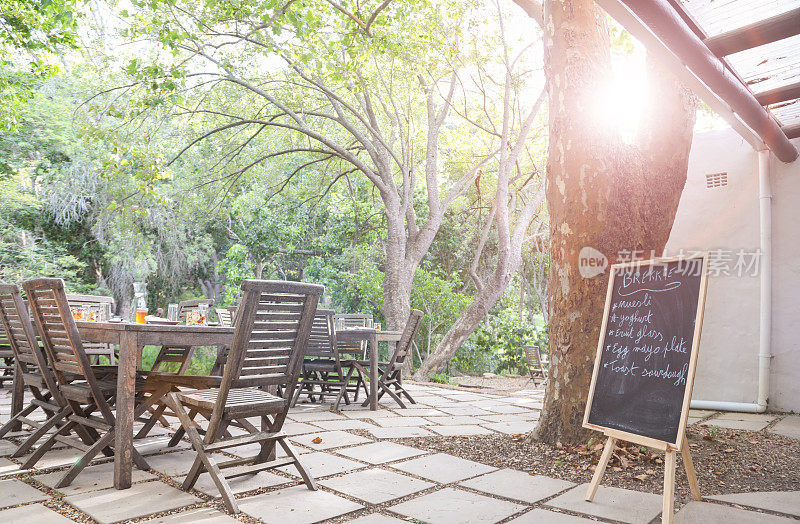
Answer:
(454, 309, 548, 376)
(0, 0, 80, 129)
(428, 372, 453, 385)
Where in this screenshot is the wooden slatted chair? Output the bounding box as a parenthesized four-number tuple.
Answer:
(0, 284, 72, 456)
(65, 294, 117, 364)
(523, 345, 548, 386)
(333, 313, 373, 401)
(355, 309, 423, 409)
(158, 279, 323, 513)
(150, 298, 214, 373)
(0, 333, 15, 387)
(290, 309, 355, 410)
(21, 278, 163, 486)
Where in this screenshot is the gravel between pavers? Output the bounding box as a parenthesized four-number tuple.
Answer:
(394, 421, 800, 504)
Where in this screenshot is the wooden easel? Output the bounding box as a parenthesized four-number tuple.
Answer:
(582, 254, 709, 523)
(584, 433, 702, 523)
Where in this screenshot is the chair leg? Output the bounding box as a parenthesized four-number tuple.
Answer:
(56, 429, 115, 488)
(164, 394, 239, 513)
(0, 403, 39, 438)
(277, 437, 317, 491)
(12, 405, 70, 458)
(168, 407, 197, 447)
(21, 419, 77, 469)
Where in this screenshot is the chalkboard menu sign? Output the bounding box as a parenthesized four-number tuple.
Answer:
(583, 254, 708, 449)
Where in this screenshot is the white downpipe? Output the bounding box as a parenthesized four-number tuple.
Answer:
(690, 149, 772, 413)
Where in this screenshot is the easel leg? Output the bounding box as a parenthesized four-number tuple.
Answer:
(662, 449, 676, 524)
(585, 437, 616, 501)
(681, 440, 702, 501)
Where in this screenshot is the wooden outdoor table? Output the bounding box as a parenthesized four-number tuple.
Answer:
(75, 321, 234, 490)
(336, 329, 401, 411)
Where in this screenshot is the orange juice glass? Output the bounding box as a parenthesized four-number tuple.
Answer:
(135, 309, 147, 324)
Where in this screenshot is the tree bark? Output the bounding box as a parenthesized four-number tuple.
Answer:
(532, 0, 696, 445)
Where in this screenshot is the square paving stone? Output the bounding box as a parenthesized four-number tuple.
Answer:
(460, 469, 575, 503)
(482, 421, 537, 435)
(348, 513, 409, 524)
(141, 507, 240, 523)
(277, 451, 366, 478)
(395, 408, 446, 417)
(18, 447, 88, 469)
(225, 441, 307, 458)
(428, 425, 495, 436)
(709, 491, 800, 517)
(507, 508, 599, 523)
(438, 406, 493, 416)
(0, 457, 23, 476)
(345, 410, 400, 420)
(334, 441, 428, 464)
(180, 469, 290, 497)
(0, 479, 49, 508)
(134, 435, 190, 455)
(146, 450, 217, 477)
(0, 503, 74, 523)
(36, 461, 156, 495)
(369, 426, 434, 439)
(374, 416, 430, 427)
(675, 501, 795, 523)
(700, 418, 770, 431)
(66, 481, 200, 523)
(389, 487, 526, 524)
(391, 453, 496, 483)
(769, 416, 800, 440)
(239, 484, 362, 523)
(290, 430, 371, 450)
(0, 440, 19, 456)
(715, 412, 776, 422)
(288, 411, 347, 422)
(320, 468, 434, 503)
(545, 484, 662, 524)
(310, 419, 376, 431)
(424, 416, 483, 426)
(283, 422, 325, 436)
(482, 404, 533, 414)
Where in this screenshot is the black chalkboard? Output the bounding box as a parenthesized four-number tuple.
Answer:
(584, 255, 708, 447)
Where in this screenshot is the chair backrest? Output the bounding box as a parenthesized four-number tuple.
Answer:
(385, 309, 423, 371)
(215, 308, 233, 327)
(333, 313, 372, 357)
(23, 278, 114, 419)
(212, 280, 323, 419)
(524, 345, 542, 377)
(305, 309, 336, 361)
(177, 298, 214, 323)
(0, 284, 60, 395)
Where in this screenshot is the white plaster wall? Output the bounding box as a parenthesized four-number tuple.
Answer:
(666, 128, 800, 412)
(768, 137, 800, 412)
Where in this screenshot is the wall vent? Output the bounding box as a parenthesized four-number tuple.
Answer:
(705, 172, 728, 188)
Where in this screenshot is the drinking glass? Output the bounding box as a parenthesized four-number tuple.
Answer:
(198, 303, 209, 325)
(167, 303, 179, 322)
(72, 307, 85, 321)
(99, 303, 112, 322)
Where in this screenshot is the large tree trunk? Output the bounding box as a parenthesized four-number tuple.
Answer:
(533, 0, 696, 445)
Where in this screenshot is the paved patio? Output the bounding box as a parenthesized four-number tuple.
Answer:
(0, 382, 798, 523)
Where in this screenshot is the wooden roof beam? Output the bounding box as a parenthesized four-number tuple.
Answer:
(784, 124, 800, 141)
(755, 82, 800, 106)
(606, 0, 798, 163)
(704, 8, 800, 57)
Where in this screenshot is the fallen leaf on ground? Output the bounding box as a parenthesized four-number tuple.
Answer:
(312, 437, 323, 444)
